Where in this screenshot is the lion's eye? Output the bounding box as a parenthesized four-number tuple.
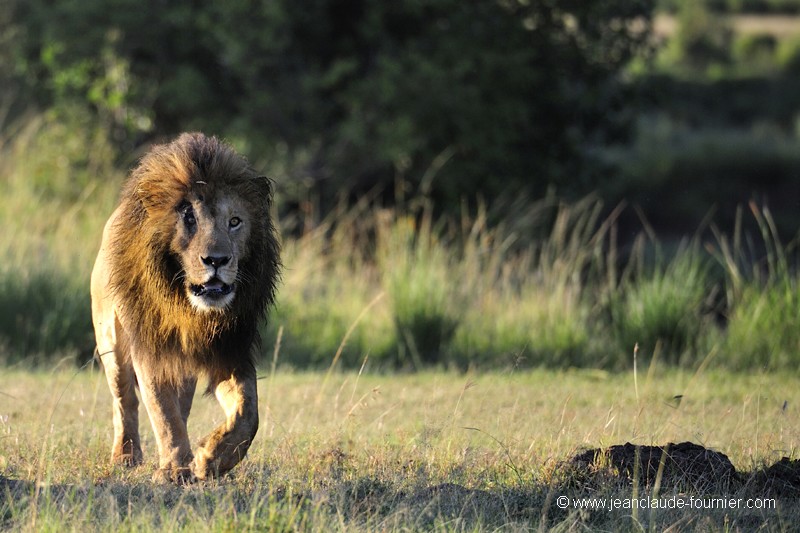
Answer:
(180, 204, 196, 226)
(229, 217, 242, 228)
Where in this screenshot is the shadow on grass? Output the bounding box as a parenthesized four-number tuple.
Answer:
(2, 444, 799, 530)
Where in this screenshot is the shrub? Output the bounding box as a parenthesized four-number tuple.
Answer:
(0, 270, 93, 363)
(723, 283, 800, 368)
(733, 33, 779, 73)
(376, 209, 462, 368)
(608, 246, 713, 365)
(777, 36, 800, 74)
(713, 203, 800, 369)
(9, 1, 654, 211)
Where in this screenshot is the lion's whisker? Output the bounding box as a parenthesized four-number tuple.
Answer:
(170, 270, 186, 289)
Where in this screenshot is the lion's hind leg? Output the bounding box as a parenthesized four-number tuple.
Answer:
(99, 346, 143, 467)
(192, 370, 258, 480)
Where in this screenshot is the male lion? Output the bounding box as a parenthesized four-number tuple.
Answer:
(91, 132, 281, 483)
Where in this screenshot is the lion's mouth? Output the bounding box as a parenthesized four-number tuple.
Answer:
(189, 279, 235, 299)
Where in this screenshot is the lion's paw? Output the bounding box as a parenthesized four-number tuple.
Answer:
(191, 451, 214, 481)
(152, 466, 196, 485)
(111, 441, 143, 467)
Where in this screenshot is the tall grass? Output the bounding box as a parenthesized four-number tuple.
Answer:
(376, 208, 463, 368)
(263, 202, 394, 368)
(608, 240, 713, 366)
(3, 114, 800, 370)
(0, 111, 120, 364)
(711, 203, 800, 369)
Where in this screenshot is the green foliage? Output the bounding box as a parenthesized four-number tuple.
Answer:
(0, 270, 93, 363)
(602, 116, 800, 236)
(261, 215, 395, 368)
(659, 0, 733, 73)
(376, 210, 462, 368)
(659, 0, 800, 14)
(724, 284, 800, 368)
(452, 199, 611, 368)
(777, 35, 800, 73)
(711, 204, 800, 369)
(453, 283, 592, 369)
(608, 246, 712, 364)
(734, 33, 779, 61)
(7, 0, 655, 209)
(6, 113, 800, 371)
(732, 33, 780, 74)
(0, 111, 120, 363)
(5, 107, 118, 203)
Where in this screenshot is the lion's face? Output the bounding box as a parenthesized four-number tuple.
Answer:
(171, 192, 251, 312)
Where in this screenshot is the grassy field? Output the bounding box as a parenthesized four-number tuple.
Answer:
(4, 112, 800, 530)
(5, 115, 800, 372)
(1, 366, 799, 531)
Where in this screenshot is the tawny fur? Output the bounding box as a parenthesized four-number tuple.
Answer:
(108, 133, 280, 384)
(92, 132, 281, 481)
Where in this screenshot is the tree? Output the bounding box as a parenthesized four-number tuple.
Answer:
(9, 0, 655, 209)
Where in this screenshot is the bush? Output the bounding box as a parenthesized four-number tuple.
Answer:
(602, 118, 800, 237)
(608, 248, 713, 365)
(723, 283, 800, 368)
(733, 33, 779, 73)
(0, 271, 93, 363)
(660, 0, 733, 73)
(777, 36, 800, 74)
(376, 210, 462, 368)
(9, 0, 654, 211)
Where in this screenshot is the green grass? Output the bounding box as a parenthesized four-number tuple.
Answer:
(1, 366, 799, 530)
(608, 243, 714, 366)
(5, 111, 800, 373)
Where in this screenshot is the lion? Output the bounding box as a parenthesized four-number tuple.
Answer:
(91, 132, 281, 483)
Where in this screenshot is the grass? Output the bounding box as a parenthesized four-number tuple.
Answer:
(608, 241, 713, 366)
(1, 365, 799, 530)
(5, 114, 800, 371)
(3, 116, 800, 528)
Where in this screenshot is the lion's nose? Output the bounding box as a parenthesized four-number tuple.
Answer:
(201, 255, 231, 269)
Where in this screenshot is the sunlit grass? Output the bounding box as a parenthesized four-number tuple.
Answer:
(4, 112, 800, 372)
(1, 366, 799, 530)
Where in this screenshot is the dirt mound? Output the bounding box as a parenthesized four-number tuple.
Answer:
(569, 441, 738, 492)
(749, 457, 800, 498)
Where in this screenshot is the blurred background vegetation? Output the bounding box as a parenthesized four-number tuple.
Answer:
(3, 0, 800, 371)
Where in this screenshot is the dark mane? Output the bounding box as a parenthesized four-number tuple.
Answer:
(108, 133, 281, 384)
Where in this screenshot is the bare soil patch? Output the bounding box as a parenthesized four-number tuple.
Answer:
(567, 441, 800, 499)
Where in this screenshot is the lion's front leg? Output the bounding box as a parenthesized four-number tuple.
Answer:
(192, 371, 258, 480)
(132, 361, 195, 484)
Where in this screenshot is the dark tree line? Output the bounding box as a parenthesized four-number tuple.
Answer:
(5, 0, 655, 211)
